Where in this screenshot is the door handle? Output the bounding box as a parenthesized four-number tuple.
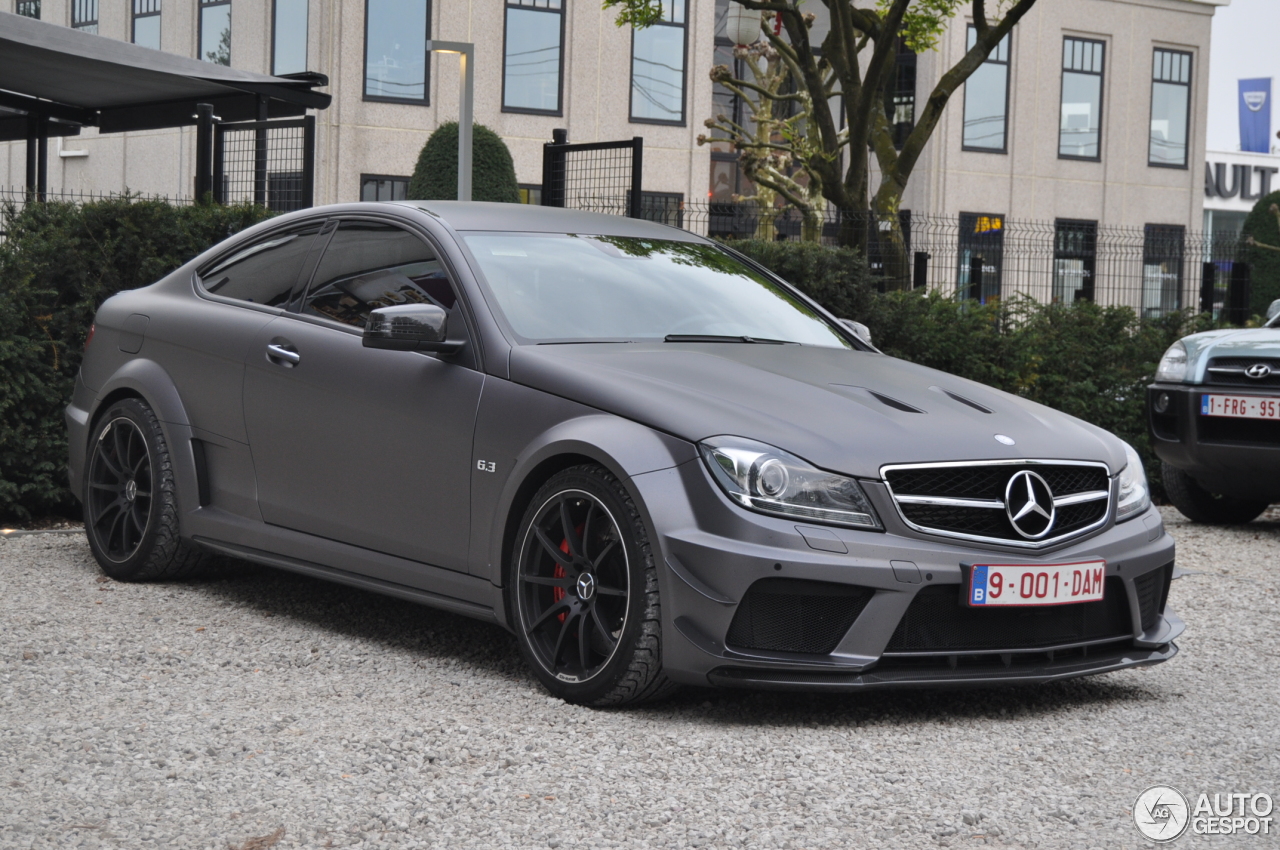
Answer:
(266, 343, 301, 365)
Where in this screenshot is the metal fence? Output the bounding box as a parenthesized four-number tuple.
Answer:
(605, 197, 1253, 322)
(541, 131, 643, 218)
(213, 117, 315, 212)
(0, 186, 194, 243)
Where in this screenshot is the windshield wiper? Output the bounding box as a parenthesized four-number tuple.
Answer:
(664, 334, 792, 344)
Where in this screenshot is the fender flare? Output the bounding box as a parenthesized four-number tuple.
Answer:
(485, 414, 696, 592)
(84, 359, 203, 534)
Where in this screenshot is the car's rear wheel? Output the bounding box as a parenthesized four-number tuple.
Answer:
(84, 398, 209, 581)
(509, 465, 676, 706)
(1161, 462, 1270, 525)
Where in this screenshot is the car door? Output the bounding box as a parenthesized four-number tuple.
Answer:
(242, 218, 484, 574)
(145, 219, 327, 518)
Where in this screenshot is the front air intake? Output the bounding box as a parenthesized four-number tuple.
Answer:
(726, 579, 874, 655)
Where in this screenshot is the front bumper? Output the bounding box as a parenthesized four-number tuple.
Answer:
(631, 459, 1181, 691)
(1148, 382, 1280, 500)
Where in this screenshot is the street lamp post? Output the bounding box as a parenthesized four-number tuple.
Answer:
(426, 40, 474, 202)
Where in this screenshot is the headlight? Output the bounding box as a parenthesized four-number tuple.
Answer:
(1155, 341, 1188, 382)
(699, 436, 882, 529)
(1115, 441, 1151, 522)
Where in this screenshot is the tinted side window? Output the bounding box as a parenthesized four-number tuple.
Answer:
(201, 222, 324, 306)
(301, 220, 458, 328)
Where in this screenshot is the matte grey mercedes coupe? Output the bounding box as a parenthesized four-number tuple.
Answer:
(67, 202, 1182, 705)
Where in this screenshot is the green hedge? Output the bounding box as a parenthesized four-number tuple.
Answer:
(728, 239, 874, 322)
(0, 197, 273, 521)
(1241, 190, 1280, 320)
(408, 122, 521, 203)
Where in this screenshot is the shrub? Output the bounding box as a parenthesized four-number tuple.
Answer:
(724, 239, 874, 321)
(407, 122, 521, 203)
(1241, 190, 1280, 320)
(0, 197, 273, 521)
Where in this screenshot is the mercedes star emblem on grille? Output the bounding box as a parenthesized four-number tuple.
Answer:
(1004, 470, 1056, 539)
(1245, 363, 1273, 379)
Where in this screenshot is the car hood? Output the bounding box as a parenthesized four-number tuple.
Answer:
(509, 343, 1127, 479)
(1180, 327, 1280, 381)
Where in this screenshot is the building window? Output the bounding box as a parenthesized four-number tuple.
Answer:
(360, 175, 410, 201)
(958, 212, 1004, 303)
(1053, 219, 1097, 303)
(502, 0, 563, 114)
(16, 1, 40, 19)
(1060, 37, 1104, 160)
(890, 38, 917, 150)
(1143, 224, 1184, 318)
(630, 0, 686, 124)
(364, 0, 430, 103)
(199, 0, 231, 65)
(71, 0, 98, 32)
(1150, 49, 1191, 168)
(518, 184, 543, 205)
(133, 0, 161, 49)
(962, 26, 1009, 152)
(272, 0, 308, 75)
(638, 191, 684, 227)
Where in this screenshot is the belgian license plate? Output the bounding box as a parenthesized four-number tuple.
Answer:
(967, 561, 1106, 607)
(1201, 394, 1280, 420)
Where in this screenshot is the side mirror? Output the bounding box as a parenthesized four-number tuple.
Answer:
(363, 304, 461, 353)
(1267, 299, 1280, 321)
(840, 318, 873, 346)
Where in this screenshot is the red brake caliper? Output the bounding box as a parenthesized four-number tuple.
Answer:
(551, 525, 585, 623)
(552, 539, 570, 622)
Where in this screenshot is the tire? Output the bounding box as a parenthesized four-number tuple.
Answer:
(83, 398, 210, 581)
(507, 464, 677, 706)
(1161, 462, 1270, 525)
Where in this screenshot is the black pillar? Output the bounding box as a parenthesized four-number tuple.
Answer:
(25, 113, 38, 195)
(254, 95, 268, 207)
(1200, 262, 1217, 316)
(969, 255, 984, 302)
(628, 136, 643, 219)
(1227, 262, 1251, 326)
(37, 117, 48, 201)
(195, 103, 215, 202)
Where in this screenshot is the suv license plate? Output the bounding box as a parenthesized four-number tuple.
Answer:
(967, 561, 1105, 607)
(1201, 394, 1280, 420)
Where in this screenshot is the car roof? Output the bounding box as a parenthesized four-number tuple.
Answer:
(391, 200, 704, 241)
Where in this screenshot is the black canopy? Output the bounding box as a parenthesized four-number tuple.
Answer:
(0, 10, 330, 142)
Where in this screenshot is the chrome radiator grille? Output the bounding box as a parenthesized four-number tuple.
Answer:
(881, 460, 1112, 548)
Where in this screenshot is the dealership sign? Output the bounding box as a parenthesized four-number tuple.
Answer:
(1204, 151, 1280, 211)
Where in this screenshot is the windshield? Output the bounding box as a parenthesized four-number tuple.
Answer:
(460, 233, 852, 347)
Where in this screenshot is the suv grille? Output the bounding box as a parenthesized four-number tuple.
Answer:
(726, 579, 874, 655)
(884, 578, 1132, 654)
(1198, 416, 1280, 447)
(1205, 357, 1280, 387)
(882, 461, 1112, 547)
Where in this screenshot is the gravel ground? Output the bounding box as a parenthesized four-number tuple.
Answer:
(1, 506, 1277, 850)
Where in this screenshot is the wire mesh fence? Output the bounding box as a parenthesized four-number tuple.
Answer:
(541, 135, 643, 218)
(0, 185, 194, 243)
(213, 117, 314, 212)
(614, 197, 1253, 322)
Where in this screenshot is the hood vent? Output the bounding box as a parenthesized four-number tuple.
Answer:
(830, 384, 926, 414)
(930, 386, 993, 414)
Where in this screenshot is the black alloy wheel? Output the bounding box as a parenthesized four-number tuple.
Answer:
(519, 489, 629, 681)
(83, 398, 209, 581)
(510, 465, 675, 705)
(87, 416, 153, 563)
(1161, 462, 1270, 525)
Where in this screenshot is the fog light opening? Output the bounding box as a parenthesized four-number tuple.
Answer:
(1154, 392, 1171, 414)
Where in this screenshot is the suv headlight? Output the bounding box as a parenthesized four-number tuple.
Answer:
(1155, 341, 1188, 382)
(1115, 441, 1151, 522)
(699, 436, 882, 530)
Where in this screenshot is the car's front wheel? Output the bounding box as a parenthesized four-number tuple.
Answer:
(1161, 462, 1270, 525)
(84, 398, 209, 581)
(508, 465, 676, 706)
